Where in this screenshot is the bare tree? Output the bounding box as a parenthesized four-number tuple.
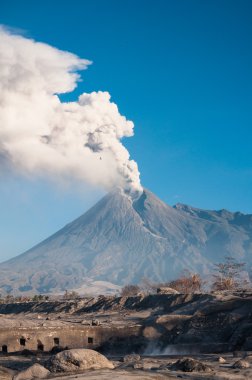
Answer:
(211, 256, 247, 291)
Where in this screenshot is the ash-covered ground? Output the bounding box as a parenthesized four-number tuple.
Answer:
(0, 291, 252, 379)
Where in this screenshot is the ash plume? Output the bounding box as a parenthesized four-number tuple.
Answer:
(0, 27, 142, 194)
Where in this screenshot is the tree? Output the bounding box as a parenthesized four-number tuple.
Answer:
(211, 256, 247, 291)
(120, 284, 140, 297)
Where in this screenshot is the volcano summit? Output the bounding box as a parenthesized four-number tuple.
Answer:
(0, 188, 251, 295)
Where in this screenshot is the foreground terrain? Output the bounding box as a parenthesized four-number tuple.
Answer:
(1, 352, 252, 379)
(0, 291, 251, 378)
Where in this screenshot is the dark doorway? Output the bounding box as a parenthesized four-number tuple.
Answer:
(88, 337, 93, 344)
(54, 337, 60, 345)
(37, 343, 44, 351)
(20, 338, 26, 346)
(2, 345, 7, 353)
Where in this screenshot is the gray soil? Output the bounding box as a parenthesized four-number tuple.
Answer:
(0, 291, 252, 379)
(1, 353, 252, 379)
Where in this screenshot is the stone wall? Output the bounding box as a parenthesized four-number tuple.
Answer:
(0, 325, 141, 353)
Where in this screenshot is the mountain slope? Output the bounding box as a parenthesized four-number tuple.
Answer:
(0, 188, 251, 295)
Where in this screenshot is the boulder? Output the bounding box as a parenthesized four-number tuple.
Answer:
(0, 365, 14, 380)
(49, 348, 114, 372)
(123, 354, 141, 363)
(232, 359, 250, 369)
(14, 364, 50, 379)
(218, 356, 226, 363)
(170, 358, 213, 372)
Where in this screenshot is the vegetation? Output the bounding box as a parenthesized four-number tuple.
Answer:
(0, 256, 250, 303)
(0, 289, 82, 304)
(32, 294, 49, 302)
(166, 270, 204, 293)
(123, 257, 250, 296)
(0, 293, 50, 304)
(211, 256, 248, 291)
(139, 270, 205, 294)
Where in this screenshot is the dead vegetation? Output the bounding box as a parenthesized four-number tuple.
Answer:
(121, 256, 251, 296)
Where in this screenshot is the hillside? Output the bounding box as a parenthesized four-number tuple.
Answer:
(0, 188, 251, 295)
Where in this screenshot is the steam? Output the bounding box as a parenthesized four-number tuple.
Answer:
(0, 27, 142, 194)
(144, 342, 200, 356)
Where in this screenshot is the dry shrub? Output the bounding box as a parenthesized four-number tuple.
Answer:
(167, 270, 204, 293)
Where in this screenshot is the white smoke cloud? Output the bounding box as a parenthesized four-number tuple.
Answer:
(0, 27, 142, 193)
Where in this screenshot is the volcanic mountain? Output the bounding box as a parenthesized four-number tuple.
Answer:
(0, 188, 251, 295)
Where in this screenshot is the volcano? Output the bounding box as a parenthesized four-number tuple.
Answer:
(0, 188, 251, 295)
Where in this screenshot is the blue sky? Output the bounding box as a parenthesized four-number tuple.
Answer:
(0, 0, 252, 261)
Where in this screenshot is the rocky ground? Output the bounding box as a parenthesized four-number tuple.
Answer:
(1, 351, 252, 379)
(0, 291, 252, 379)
